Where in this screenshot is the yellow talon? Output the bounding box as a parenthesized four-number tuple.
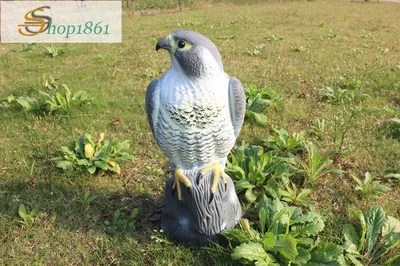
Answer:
(173, 167, 192, 201)
(200, 162, 227, 193)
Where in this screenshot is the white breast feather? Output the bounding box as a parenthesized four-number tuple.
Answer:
(154, 48, 235, 170)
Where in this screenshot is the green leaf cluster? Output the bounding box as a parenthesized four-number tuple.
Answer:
(38, 84, 91, 112)
(0, 80, 91, 114)
(322, 76, 368, 106)
(290, 144, 342, 186)
(11, 43, 35, 53)
(263, 128, 306, 156)
(244, 85, 281, 126)
(17, 204, 40, 228)
(223, 197, 345, 265)
(227, 139, 341, 207)
(104, 208, 139, 231)
(342, 206, 400, 265)
(226, 143, 295, 204)
(352, 172, 391, 197)
(43, 45, 65, 58)
(57, 133, 135, 174)
(309, 119, 330, 139)
(279, 176, 312, 208)
(247, 44, 267, 56)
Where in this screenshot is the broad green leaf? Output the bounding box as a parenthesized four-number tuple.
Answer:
(131, 208, 139, 219)
(364, 172, 372, 185)
(29, 205, 40, 217)
(221, 228, 251, 243)
(16, 97, 37, 111)
(268, 207, 289, 233)
(226, 165, 246, 180)
(297, 237, 315, 246)
(291, 218, 325, 236)
(109, 163, 121, 174)
(297, 188, 311, 200)
(73, 91, 88, 101)
(290, 210, 321, 224)
(57, 160, 74, 170)
(293, 247, 311, 265)
(231, 242, 270, 261)
(264, 178, 281, 199)
(56, 92, 67, 107)
(76, 136, 86, 157)
(116, 153, 135, 161)
(87, 166, 97, 174)
(309, 243, 343, 263)
(382, 233, 400, 255)
(355, 185, 364, 191)
(245, 188, 257, 203)
(246, 110, 268, 125)
(260, 207, 267, 234)
(45, 100, 59, 111)
(347, 254, 363, 266)
(351, 174, 364, 187)
(384, 173, 400, 180)
(63, 84, 71, 102)
(373, 183, 391, 194)
(76, 159, 89, 166)
(365, 206, 386, 252)
(353, 209, 366, 252)
(94, 160, 109, 170)
(272, 234, 298, 260)
(83, 191, 90, 202)
(382, 216, 400, 236)
(84, 133, 95, 147)
(342, 224, 359, 254)
(18, 204, 27, 219)
(263, 232, 275, 250)
(60, 146, 74, 155)
(7, 95, 15, 102)
(235, 179, 255, 193)
(39, 91, 52, 99)
(256, 98, 273, 109)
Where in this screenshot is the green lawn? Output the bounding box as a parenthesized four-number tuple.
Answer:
(0, 0, 399, 265)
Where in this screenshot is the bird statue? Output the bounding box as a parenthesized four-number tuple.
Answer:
(146, 30, 245, 245)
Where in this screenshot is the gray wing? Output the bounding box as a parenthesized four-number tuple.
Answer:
(145, 79, 160, 137)
(228, 77, 246, 137)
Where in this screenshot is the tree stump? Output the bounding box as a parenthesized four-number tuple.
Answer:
(161, 169, 242, 245)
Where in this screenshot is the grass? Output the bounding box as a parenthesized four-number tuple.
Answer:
(1, 0, 400, 264)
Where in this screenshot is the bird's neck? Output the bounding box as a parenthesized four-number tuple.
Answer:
(170, 62, 223, 81)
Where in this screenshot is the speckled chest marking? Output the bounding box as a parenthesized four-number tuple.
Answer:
(165, 104, 223, 129)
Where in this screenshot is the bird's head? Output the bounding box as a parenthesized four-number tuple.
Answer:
(156, 30, 224, 79)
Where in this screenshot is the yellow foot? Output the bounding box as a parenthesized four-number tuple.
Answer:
(200, 162, 227, 194)
(172, 167, 192, 201)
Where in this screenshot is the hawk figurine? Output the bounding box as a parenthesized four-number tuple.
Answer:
(146, 30, 245, 244)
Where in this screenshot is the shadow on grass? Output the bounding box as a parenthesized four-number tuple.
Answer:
(0, 175, 240, 265)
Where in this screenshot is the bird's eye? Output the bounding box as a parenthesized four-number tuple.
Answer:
(178, 41, 185, 49)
